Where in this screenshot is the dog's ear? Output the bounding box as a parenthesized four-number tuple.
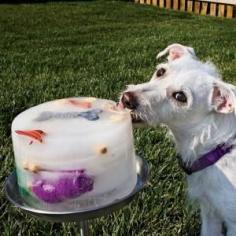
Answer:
(210, 83, 235, 114)
(156, 44, 196, 62)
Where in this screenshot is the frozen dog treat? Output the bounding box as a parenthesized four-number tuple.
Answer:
(12, 97, 137, 210)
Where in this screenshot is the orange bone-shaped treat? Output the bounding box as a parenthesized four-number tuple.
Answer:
(67, 99, 92, 108)
(22, 161, 42, 173)
(15, 130, 46, 143)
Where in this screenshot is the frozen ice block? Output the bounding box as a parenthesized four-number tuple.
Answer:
(11, 97, 137, 210)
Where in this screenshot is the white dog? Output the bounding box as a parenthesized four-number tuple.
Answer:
(119, 44, 236, 236)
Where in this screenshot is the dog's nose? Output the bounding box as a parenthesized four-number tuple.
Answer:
(121, 92, 138, 110)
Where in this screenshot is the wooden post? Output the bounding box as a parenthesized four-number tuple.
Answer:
(180, 0, 186, 11)
(173, 0, 179, 10)
(140, 0, 145, 4)
(187, 0, 193, 13)
(194, 1, 201, 14)
(201, 2, 208, 15)
(166, 0, 172, 9)
(210, 3, 217, 16)
(218, 4, 225, 17)
(152, 0, 158, 6)
(159, 0, 165, 8)
(226, 5, 233, 18)
(146, 0, 151, 4)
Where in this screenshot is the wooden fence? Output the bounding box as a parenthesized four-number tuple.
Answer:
(135, 0, 235, 18)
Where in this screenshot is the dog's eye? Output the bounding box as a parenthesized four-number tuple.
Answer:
(156, 68, 166, 77)
(172, 91, 187, 103)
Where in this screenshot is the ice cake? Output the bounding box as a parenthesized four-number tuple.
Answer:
(11, 97, 137, 210)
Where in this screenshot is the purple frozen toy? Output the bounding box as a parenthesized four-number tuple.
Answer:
(32, 170, 94, 203)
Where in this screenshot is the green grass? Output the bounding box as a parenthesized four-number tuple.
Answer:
(0, 0, 235, 235)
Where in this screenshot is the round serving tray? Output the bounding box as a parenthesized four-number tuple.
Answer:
(5, 156, 149, 222)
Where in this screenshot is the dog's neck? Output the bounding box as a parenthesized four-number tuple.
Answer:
(168, 112, 236, 164)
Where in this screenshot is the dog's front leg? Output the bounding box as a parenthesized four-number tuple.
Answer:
(200, 204, 223, 236)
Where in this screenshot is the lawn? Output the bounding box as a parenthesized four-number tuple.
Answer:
(0, 0, 235, 235)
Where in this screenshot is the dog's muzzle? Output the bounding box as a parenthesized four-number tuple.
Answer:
(119, 92, 144, 124)
(121, 92, 139, 110)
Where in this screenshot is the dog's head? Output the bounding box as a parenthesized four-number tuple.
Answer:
(119, 44, 235, 129)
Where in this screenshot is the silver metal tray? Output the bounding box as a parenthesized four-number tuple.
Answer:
(5, 156, 149, 222)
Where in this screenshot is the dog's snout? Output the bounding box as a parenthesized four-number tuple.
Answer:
(121, 92, 138, 110)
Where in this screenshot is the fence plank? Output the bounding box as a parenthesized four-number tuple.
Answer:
(146, 0, 151, 4)
(210, 3, 217, 16)
(166, 0, 172, 9)
(173, 0, 179, 10)
(180, 0, 186, 11)
(218, 4, 225, 17)
(140, 0, 145, 4)
(159, 0, 165, 7)
(187, 0, 193, 12)
(226, 5, 233, 18)
(194, 1, 200, 14)
(152, 0, 158, 5)
(135, 0, 140, 3)
(201, 2, 208, 15)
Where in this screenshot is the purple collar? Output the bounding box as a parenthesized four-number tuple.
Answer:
(178, 141, 234, 175)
